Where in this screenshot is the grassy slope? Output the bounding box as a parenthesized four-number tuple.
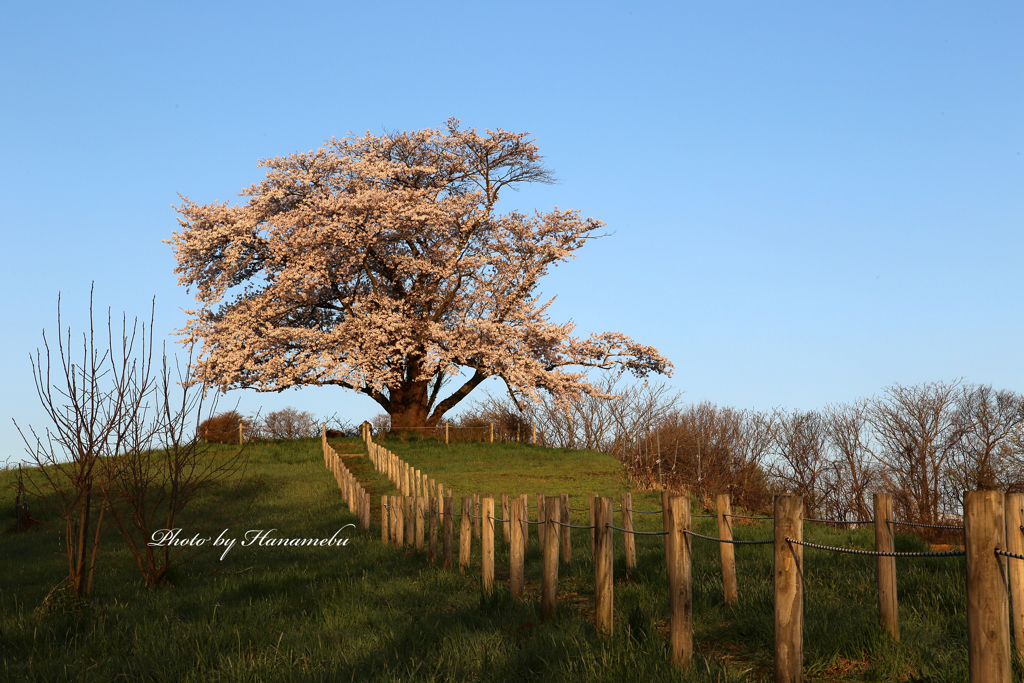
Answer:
(0, 439, 981, 682)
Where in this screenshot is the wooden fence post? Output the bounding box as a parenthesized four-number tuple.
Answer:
(490, 422, 494, 443)
(501, 493, 510, 544)
(510, 496, 525, 600)
(667, 494, 692, 667)
(446, 422, 449, 444)
(443, 496, 454, 570)
(473, 493, 481, 540)
(543, 495, 561, 621)
(965, 490, 1010, 683)
(381, 495, 389, 544)
(717, 493, 738, 606)
(622, 492, 636, 575)
(1007, 492, 1024, 659)
(774, 494, 803, 683)
(873, 492, 899, 639)
(392, 495, 404, 548)
(482, 495, 495, 595)
(533, 423, 536, 444)
(520, 494, 530, 545)
(415, 496, 425, 552)
(560, 492, 572, 564)
(537, 493, 547, 547)
(405, 496, 414, 547)
(594, 496, 614, 637)
(460, 496, 472, 572)
(429, 497, 438, 564)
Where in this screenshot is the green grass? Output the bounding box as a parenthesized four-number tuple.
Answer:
(0, 438, 997, 681)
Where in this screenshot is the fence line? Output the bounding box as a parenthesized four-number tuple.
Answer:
(323, 429, 1016, 681)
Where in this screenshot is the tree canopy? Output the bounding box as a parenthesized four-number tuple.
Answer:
(169, 119, 672, 430)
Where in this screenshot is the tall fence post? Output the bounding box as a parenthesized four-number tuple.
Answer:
(594, 496, 614, 637)
(381, 495, 389, 544)
(490, 423, 494, 443)
(542, 495, 561, 621)
(482, 495, 495, 595)
(443, 496, 454, 570)
(473, 493, 481, 540)
(774, 494, 803, 683)
(502, 493, 511, 544)
(537, 493, 547, 548)
(560, 492, 572, 564)
(622, 492, 636, 576)
(460, 496, 472, 572)
(873, 492, 899, 640)
(667, 494, 692, 667)
(415, 496, 425, 552)
(429, 497, 438, 564)
(405, 496, 414, 547)
(717, 493, 738, 606)
(510, 496, 525, 600)
(520, 494, 530, 545)
(1007, 492, 1024, 659)
(964, 490, 1010, 683)
(393, 495, 405, 548)
(446, 422, 449, 444)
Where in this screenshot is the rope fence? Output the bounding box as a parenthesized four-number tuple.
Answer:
(329, 428, 1020, 680)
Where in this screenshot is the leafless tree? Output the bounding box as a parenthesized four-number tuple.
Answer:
(15, 289, 152, 596)
(865, 381, 967, 524)
(945, 385, 1024, 495)
(823, 400, 876, 522)
(262, 407, 320, 441)
(768, 410, 830, 517)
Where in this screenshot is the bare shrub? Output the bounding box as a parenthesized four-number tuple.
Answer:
(198, 411, 243, 443)
(262, 407, 319, 441)
(370, 412, 391, 436)
(15, 290, 152, 597)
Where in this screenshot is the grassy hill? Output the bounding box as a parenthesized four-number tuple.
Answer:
(0, 438, 974, 682)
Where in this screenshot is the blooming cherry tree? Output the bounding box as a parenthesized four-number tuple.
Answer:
(169, 120, 672, 431)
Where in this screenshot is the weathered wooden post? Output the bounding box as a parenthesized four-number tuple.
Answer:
(405, 496, 414, 547)
(443, 496, 454, 570)
(460, 496, 472, 572)
(537, 493, 547, 547)
(1007, 492, 1024, 658)
(428, 497, 439, 564)
(510, 496, 525, 600)
(594, 496, 614, 637)
(717, 493, 738, 606)
(482, 495, 495, 595)
(490, 422, 494, 443)
(543, 495, 561, 621)
(622, 492, 636, 575)
(381, 495, 389, 544)
(501, 493, 510, 544)
(392, 495, 404, 548)
(965, 490, 1010, 682)
(415, 496, 425, 552)
(667, 494, 692, 667)
(774, 494, 803, 683)
(239, 421, 244, 444)
(560, 492, 572, 564)
(473, 493, 481, 540)
(533, 423, 536, 444)
(520, 493, 530, 544)
(873, 492, 899, 639)
(446, 422, 449, 444)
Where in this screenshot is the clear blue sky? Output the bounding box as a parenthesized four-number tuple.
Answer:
(2, 1, 1021, 463)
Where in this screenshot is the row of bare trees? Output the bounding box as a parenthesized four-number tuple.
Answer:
(462, 376, 1024, 524)
(15, 292, 252, 596)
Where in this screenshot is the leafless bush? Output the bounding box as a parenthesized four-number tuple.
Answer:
(262, 407, 319, 441)
(371, 412, 391, 436)
(15, 290, 151, 596)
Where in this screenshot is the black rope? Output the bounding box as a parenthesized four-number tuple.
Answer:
(606, 523, 669, 536)
(886, 519, 964, 530)
(786, 537, 965, 557)
(692, 514, 716, 518)
(566, 506, 590, 511)
(487, 515, 507, 523)
(996, 549, 1024, 561)
(803, 518, 873, 525)
(625, 508, 662, 515)
(726, 514, 773, 520)
(550, 519, 597, 530)
(686, 530, 774, 545)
